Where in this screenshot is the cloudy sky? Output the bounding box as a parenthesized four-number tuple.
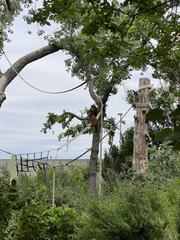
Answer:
(0, 10, 159, 160)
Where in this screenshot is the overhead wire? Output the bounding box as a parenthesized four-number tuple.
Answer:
(14, 102, 104, 156)
(0, 106, 132, 161)
(0, 148, 13, 155)
(3, 52, 89, 94)
(55, 105, 133, 168)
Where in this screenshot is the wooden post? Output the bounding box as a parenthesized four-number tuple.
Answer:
(133, 78, 152, 173)
(52, 166, 56, 207)
(10, 155, 16, 183)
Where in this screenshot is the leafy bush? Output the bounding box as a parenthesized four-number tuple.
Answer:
(54, 166, 88, 210)
(147, 144, 180, 185)
(6, 204, 78, 240)
(16, 166, 88, 210)
(0, 171, 18, 239)
(43, 206, 78, 240)
(1, 148, 179, 240)
(75, 180, 179, 240)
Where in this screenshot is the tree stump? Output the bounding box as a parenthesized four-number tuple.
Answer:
(133, 78, 152, 173)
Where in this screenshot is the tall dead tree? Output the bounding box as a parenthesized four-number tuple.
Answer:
(133, 78, 152, 173)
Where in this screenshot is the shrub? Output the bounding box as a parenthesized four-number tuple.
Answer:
(6, 204, 78, 240)
(75, 180, 179, 240)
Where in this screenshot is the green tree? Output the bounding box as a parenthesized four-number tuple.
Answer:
(0, 0, 21, 51)
(103, 127, 133, 176)
(30, 0, 179, 195)
(147, 87, 180, 149)
(0, 0, 178, 195)
(127, 85, 180, 149)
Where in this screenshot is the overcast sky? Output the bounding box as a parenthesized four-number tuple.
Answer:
(0, 10, 160, 160)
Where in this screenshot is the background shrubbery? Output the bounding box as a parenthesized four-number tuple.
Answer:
(0, 145, 179, 240)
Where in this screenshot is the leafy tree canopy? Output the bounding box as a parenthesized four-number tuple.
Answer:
(28, 0, 180, 141)
(0, 0, 21, 51)
(28, 0, 180, 86)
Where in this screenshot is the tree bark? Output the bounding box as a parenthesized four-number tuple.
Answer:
(85, 63, 102, 195)
(133, 78, 151, 173)
(0, 44, 60, 107)
(88, 122, 101, 196)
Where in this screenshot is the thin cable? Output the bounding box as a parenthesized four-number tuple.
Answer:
(0, 148, 13, 155)
(57, 106, 133, 168)
(15, 103, 104, 156)
(1, 106, 132, 161)
(3, 52, 88, 94)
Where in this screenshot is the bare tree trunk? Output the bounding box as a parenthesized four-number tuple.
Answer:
(85, 63, 102, 196)
(0, 44, 60, 107)
(133, 78, 151, 173)
(88, 122, 101, 196)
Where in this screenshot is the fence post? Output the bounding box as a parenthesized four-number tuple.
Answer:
(52, 166, 56, 207)
(133, 78, 152, 173)
(10, 155, 16, 183)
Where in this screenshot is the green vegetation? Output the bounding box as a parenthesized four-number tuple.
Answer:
(0, 146, 179, 239)
(0, 0, 21, 51)
(0, 0, 179, 239)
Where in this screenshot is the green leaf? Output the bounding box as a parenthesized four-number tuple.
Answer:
(146, 108, 164, 122)
(154, 128, 172, 141)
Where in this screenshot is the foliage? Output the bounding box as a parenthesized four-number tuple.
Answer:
(53, 166, 88, 210)
(103, 139, 180, 193)
(103, 127, 133, 176)
(29, 0, 180, 85)
(0, 171, 18, 239)
(148, 87, 179, 145)
(6, 200, 48, 240)
(147, 144, 180, 185)
(127, 86, 180, 149)
(74, 179, 180, 240)
(16, 166, 88, 210)
(30, 0, 179, 141)
(0, 0, 21, 51)
(0, 149, 179, 240)
(25, 0, 179, 196)
(3, 168, 83, 239)
(146, 104, 180, 150)
(6, 204, 78, 240)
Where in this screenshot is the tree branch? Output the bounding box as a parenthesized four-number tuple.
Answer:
(85, 63, 101, 108)
(64, 111, 87, 121)
(1, 44, 60, 91)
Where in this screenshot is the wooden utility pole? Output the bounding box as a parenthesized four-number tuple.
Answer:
(133, 78, 152, 173)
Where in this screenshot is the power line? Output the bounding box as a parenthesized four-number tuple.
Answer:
(0, 106, 132, 164)
(57, 106, 133, 167)
(0, 148, 13, 155)
(1, 103, 103, 157)
(15, 103, 103, 156)
(3, 52, 88, 94)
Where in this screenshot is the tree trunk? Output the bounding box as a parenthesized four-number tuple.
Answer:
(88, 122, 101, 196)
(133, 78, 151, 173)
